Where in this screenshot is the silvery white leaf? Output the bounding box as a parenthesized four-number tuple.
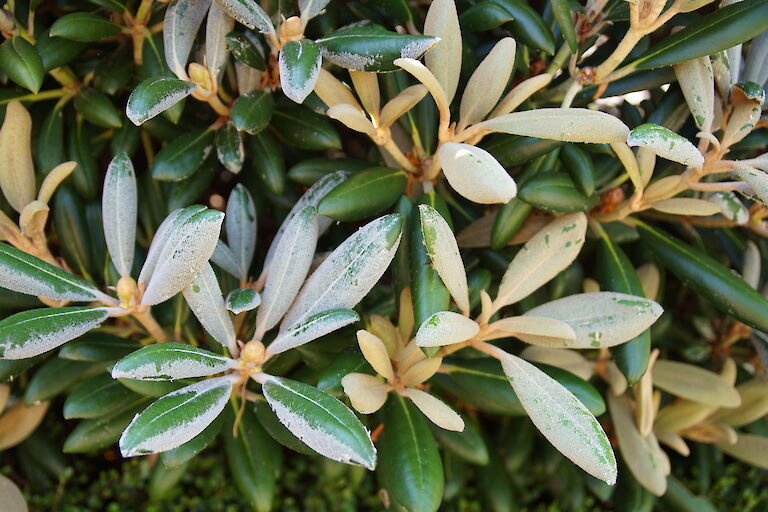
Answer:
(414, 311, 479, 347)
(299, 0, 330, 22)
(267, 309, 359, 354)
(495, 213, 587, 308)
(138, 206, 205, 286)
(103, 153, 137, 278)
(225, 184, 257, 280)
(501, 353, 617, 485)
(419, 204, 469, 313)
(183, 263, 235, 350)
(205, 1, 234, 81)
(142, 208, 224, 305)
(437, 143, 516, 204)
(281, 214, 402, 329)
(627, 124, 704, 168)
(164, 0, 212, 80)
(255, 206, 319, 336)
(210, 241, 243, 280)
(119, 376, 233, 456)
(459, 37, 515, 128)
(215, 0, 274, 34)
(522, 292, 663, 348)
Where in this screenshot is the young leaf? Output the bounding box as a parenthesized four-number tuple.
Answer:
(103, 153, 137, 278)
(494, 212, 586, 309)
(477, 108, 630, 144)
(279, 39, 322, 104)
(111, 342, 234, 380)
(501, 353, 616, 484)
(256, 206, 318, 335)
(424, 0, 462, 104)
(266, 309, 359, 355)
(215, 0, 274, 34)
(652, 198, 721, 216)
(607, 393, 668, 496)
(316, 25, 439, 72)
(415, 311, 479, 347)
(281, 214, 402, 329)
(262, 376, 376, 469)
(164, 0, 212, 80)
(674, 57, 714, 132)
(403, 388, 464, 431)
(0, 307, 109, 359)
(652, 360, 741, 406)
(717, 434, 768, 470)
(418, 204, 470, 313)
(0, 242, 101, 301)
(627, 124, 704, 167)
(225, 184, 257, 279)
(183, 263, 236, 349)
(142, 208, 224, 305)
(262, 171, 349, 272)
(341, 373, 390, 414)
(437, 143, 517, 204)
(206, 1, 234, 80)
(459, 37, 516, 128)
(225, 288, 261, 314)
(0, 101, 35, 213)
(380, 85, 428, 128)
(126, 77, 197, 126)
(119, 376, 233, 456)
(489, 316, 576, 344)
(520, 292, 663, 348)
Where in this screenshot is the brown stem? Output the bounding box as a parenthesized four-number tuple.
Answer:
(133, 309, 168, 342)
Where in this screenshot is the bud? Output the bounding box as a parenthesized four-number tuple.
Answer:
(279, 16, 303, 42)
(188, 62, 213, 92)
(117, 276, 138, 308)
(241, 340, 266, 364)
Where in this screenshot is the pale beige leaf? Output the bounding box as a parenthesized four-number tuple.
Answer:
(415, 311, 479, 347)
(0, 101, 36, 212)
(637, 263, 660, 300)
(205, 1, 234, 80)
(520, 346, 594, 381)
(357, 330, 394, 380)
(37, 161, 76, 204)
(0, 385, 9, 413)
(0, 400, 49, 450)
(674, 57, 714, 132)
(394, 58, 449, 115)
(477, 108, 630, 143)
(489, 316, 576, 344)
(710, 379, 768, 427)
(608, 394, 668, 496)
(19, 200, 49, 238)
(501, 353, 617, 484)
(610, 142, 642, 191)
(654, 429, 691, 456)
(0, 475, 27, 512)
(437, 142, 516, 204)
(327, 104, 376, 135)
(349, 71, 380, 119)
(401, 356, 442, 386)
(644, 175, 683, 202)
(582, 277, 600, 293)
(652, 198, 721, 216)
(494, 213, 587, 308)
(341, 373, 389, 414)
(380, 85, 427, 128)
(627, 124, 704, 168)
(314, 68, 361, 110)
(521, 292, 663, 348)
(742, 240, 761, 289)
(459, 37, 516, 128)
(418, 204, 469, 313)
(607, 361, 628, 396)
(424, 0, 462, 104)
(637, 147, 657, 187)
(717, 433, 768, 469)
(490, 73, 553, 118)
(404, 388, 464, 431)
(655, 400, 717, 433)
(368, 315, 399, 357)
(394, 341, 424, 373)
(398, 288, 414, 342)
(652, 360, 741, 407)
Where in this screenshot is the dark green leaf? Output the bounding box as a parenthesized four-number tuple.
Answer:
(63, 403, 147, 453)
(126, 77, 197, 126)
(58, 333, 140, 362)
(287, 157, 370, 185)
(317, 167, 407, 221)
(0, 37, 44, 93)
(74, 87, 122, 129)
(245, 130, 285, 194)
(517, 172, 598, 212)
(35, 28, 85, 72)
(152, 128, 215, 181)
(225, 31, 266, 70)
(316, 24, 439, 72)
(63, 373, 142, 419)
(460, 0, 515, 31)
(378, 394, 444, 512)
(431, 414, 489, 466)
(24, 357, 106, 404)
(280, 39, 322, 104)
(50, 13, 122, 42)
(230, 90, 273, 134)
(551, 0, 578, 52)
(635, 0, 768, 69)
(216, 123, 244, 174)
(494, 0, 556, 55)
(270, 106, 342, 151)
